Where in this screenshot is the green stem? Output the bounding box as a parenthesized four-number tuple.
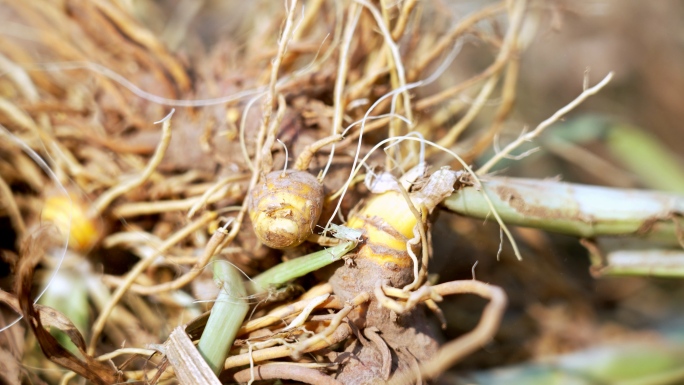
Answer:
(456, 336, 684, 385)
(249, 241, 357, 294)
(197, 260, 249, 375)
(196, 241, 356, 374)
(598, 249, 684, 277)
(443, 177, 684, 244)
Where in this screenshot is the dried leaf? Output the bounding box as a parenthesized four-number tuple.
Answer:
(164, 327, 221, 385)
(15, 230, 121, 385)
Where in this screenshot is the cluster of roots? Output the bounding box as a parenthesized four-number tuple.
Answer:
(0, 0, 535, 383)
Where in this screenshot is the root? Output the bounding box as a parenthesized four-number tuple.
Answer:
(395, 181, 429, 291)
(321, 3, 361, 181)
(420, 280, 507, 381)
(101, 218, 240, 296)
(375, 278, 506, 383)
(294, 134, 344, 172)
(363, 327, 392, 380)
(282, 294, 332, 331)
(186, 174, 250, 218)
(88, 212, 219, 353)
(224, 323, 352, 369)
(90, 110, 174, 216)
(265, 0, 300, 112)
(409, 2, 505, 80)
(293, 292, 370, 358)
(374, 280, 441, 314)
(233, 363, 343, 385)
(477, 72, 615, 175)
(239, 292, 341, 336)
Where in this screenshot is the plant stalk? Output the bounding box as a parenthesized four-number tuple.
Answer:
(197, 260, 249, 375)
(443, 176, 684, 244)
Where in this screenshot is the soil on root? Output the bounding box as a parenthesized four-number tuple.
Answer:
(330, 257, 440, 384)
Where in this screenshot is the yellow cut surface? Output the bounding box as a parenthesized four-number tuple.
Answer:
(346, 191, 418, 268)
